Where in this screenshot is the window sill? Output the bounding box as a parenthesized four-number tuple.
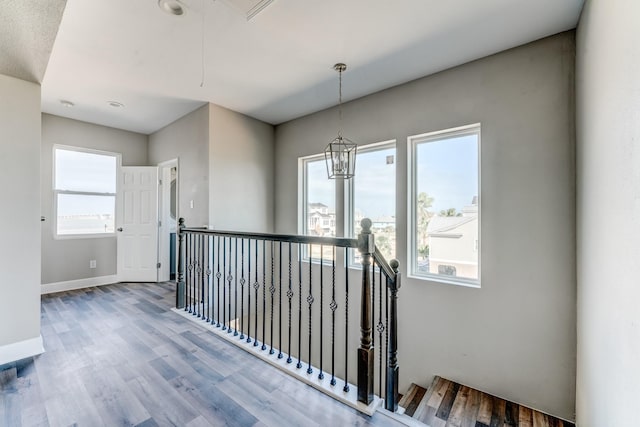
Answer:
(407, 273, 480, 289)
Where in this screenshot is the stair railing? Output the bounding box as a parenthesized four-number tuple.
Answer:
(175, 217, 400, 413)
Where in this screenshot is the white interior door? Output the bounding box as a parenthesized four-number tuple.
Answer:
(117, 166, 159, 282)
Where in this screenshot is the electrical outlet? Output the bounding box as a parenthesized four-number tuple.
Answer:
(90, 260, 97, 269)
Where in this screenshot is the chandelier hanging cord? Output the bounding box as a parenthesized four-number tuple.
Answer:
(335, 63, 346, 138)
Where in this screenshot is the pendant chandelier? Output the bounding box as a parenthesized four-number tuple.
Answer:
(324, 63, 357, 179)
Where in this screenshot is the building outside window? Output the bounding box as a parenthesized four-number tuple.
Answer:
(408, 124, 480, 286)
(54, 145, 119, 238)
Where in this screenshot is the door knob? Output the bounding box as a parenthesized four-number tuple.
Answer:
(117, 228, 123, 232)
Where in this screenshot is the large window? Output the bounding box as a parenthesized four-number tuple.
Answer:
(408, 124, 480, 286)
(347, 141, 396, 264)
(300, 155, 336, 260)
(54, 146, 119, 238)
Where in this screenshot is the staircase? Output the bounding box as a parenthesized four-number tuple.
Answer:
(398, 376, 575, 427)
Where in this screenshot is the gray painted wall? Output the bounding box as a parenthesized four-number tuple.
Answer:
(41, 114, 148, 284)
(0, 75, 41, 347)
(275, 33, 576, 419)
(149, 104, 209, 228)
(209, 104, 275, 233)
(576, 1, 640, 425)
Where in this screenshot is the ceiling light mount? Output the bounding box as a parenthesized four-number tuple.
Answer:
(158, 0, 185, 16)
(108, 101, 124, 108)
(60, 100, 74, 108)
(324, 63, 357, 180)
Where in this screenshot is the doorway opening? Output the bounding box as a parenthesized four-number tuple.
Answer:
(158, 159, 178, 282)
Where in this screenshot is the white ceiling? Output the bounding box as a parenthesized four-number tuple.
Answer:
(37, 0, 584, 135)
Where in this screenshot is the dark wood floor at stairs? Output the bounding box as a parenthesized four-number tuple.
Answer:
(398, 376, 575, 427)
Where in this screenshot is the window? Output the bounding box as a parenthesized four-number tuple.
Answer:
(300, 155, 336, 260)
(347, 141, 396, 265)
(408, 124, 480, 286)
(54, 146, 119, 238)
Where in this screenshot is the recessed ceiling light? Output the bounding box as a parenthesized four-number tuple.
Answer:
(60, 100, 74, 108)
(158, 0, 185, 15)
(108, 101, 124, 108)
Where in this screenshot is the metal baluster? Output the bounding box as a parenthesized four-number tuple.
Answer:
(253, 240, 260, 347)
(188, 233, 194, 313)
(247, 239, 252, 343)
(184, 233, 191, 313)
(318, 245, 324, 380)
(344, 247, 350, 392)
(307, 244, 313, 375)
(228, 238, 234, 334)
(278, 242, 283, 359)
(297, 242, 303, 369)
(207, 235, 212, 323)
(196, 234, 201, 318)
(261, 239, 267, 351)
(269, 241, 275, 355)
(222, 237, 227, 331)
(378, 264, 384, 398)
(384, 274, 389, 401)
(216, 236, 221, 327)
(240, 238, 245, 339)
(234, 238, 239, 336)
(177, 218, 185, 310)
(204, 234, 210, 322)
(201, 234, 205, 320)
(287, 242, 293, 364)
(330, 246, 337, 386)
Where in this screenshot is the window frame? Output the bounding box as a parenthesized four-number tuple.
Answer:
(344, 139, 397, 268)
(53, 144, 121, 240)
(407, 123, 481, 287)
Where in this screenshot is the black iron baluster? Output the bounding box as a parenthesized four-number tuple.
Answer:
(278, 242, 283, 359)
(371, 259, 375, 348)
(318, 245, 324, 380)
(384, 273, 389, 401)
(378, 264, 384, 398)
(344, 247, 350, 392)
(386, 260, 400, 412)
(222, 237, 227, 331)
(269, 241, 275, 355)
(196, 234, 202, 318)
(201, 234, 206, 320)
(253, 240, 260, 347)
(204, 234, 210, 322)
(185, 233, 191, 312)
(261, 239, 267, 351)
(330, 246, 337, 386)
(188, 233, 194, 314)
(216, 236, 221, 327)
(307, 244, 313, 375)
(297, 242, 302, 369)
(234, 238, 239, 336)
(287, 242, 293, 364)
(240, 238, 245, 339)
(228, 238, 234, 334)
(246, 239, 252, 343)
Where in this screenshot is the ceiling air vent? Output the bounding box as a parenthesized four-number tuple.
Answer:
(220, 0, 275, 21)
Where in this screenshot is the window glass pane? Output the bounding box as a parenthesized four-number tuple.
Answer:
(415, 132, 479, 282)
(304, 158, 335, 260)
(57, 194, 116, 235)
(55, 149, 117, 193)
(305, 159, 335, 237)
(353, 146, 396, 262)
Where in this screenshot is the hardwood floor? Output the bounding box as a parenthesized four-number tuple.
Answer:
(399, 377, 575, 427)
(1, 282, 403, 427)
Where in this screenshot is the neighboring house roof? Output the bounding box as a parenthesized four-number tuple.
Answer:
(309, 211, 333, 219)
(427, 215, 476, 234)
(309, 202, 328, 209)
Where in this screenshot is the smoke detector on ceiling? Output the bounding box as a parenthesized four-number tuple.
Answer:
(158, 0, 185, 16)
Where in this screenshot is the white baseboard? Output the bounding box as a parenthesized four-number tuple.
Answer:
(41, 275, 118, 295)
(0, 335, 44, 366)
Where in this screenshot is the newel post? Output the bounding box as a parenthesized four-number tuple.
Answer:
(357, 218, 375, 405)
(176, 217, 186, 309)
(385, 259, 401, 412)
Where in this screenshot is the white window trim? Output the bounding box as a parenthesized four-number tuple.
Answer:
(53, 144, 121, 240)
(407, 123, 481, 288)
(344, 139, 396, 269)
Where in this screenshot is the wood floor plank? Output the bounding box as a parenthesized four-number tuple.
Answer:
(448, 385, 470, 426)
(436, 381, 460, 420)
(427, 376, 449, 408)
(477, 391, 493, 425)
(519, 406, 533, 427)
